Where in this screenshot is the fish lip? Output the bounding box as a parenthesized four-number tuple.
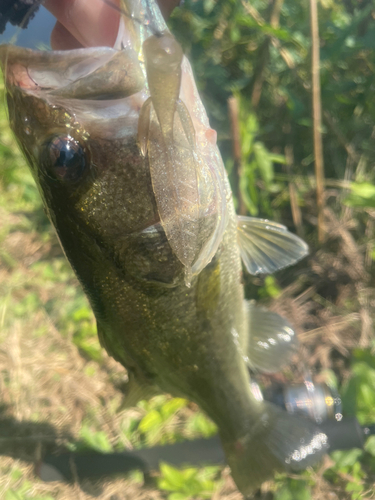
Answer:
(0, 44, 131, 97)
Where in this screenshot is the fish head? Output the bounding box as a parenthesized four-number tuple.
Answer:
(0, 0, 230, 285)
(0, 43, 185, 286)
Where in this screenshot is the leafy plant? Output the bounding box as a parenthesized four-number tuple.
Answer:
(137, 397, 188, 445)
(158, 463, 221, 500)
(274, 477, 313, 500)
(344, 182, 375, 209)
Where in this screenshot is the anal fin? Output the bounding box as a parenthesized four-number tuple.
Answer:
(237, 216, 309, 275)
(246, 300, 298, 374)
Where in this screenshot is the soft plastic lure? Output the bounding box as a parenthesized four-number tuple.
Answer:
(138, 32, 201, 285)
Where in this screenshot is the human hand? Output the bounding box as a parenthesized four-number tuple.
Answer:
(44, 0, 181, 50)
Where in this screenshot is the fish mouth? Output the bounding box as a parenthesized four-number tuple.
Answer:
(0, 44, 145, 101)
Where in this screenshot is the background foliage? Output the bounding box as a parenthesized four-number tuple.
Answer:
(0, 0, 375, 499)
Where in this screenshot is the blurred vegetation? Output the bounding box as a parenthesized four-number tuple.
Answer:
(0, 0, 375, 499)
(171, 0, 375, 225)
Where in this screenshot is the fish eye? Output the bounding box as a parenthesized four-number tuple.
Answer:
(41, 135, 89, 183)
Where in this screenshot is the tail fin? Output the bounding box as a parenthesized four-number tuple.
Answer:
(220, 402, 328, 496)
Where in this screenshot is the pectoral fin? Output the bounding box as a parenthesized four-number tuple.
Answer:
(138, 96, 152, 156)
(246, 301, 298, 374)
(176, 98, 196, 150)
(237, 216, 309, 275)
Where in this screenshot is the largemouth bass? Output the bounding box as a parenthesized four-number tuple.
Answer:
(0, 0, 328, 495)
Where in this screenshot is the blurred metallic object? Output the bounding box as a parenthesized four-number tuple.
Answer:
(254, 381, 342, 423)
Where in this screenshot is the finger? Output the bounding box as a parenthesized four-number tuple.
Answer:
(50, 21, 83, 50)
(44, 0, 120, 48)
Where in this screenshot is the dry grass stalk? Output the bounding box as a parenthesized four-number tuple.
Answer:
(309, 0, 326, 243)
(228, 96, 246, 216)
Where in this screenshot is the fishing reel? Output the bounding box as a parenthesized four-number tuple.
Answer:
(249, 376, 375, 452)
(250, 379, 343, 424)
